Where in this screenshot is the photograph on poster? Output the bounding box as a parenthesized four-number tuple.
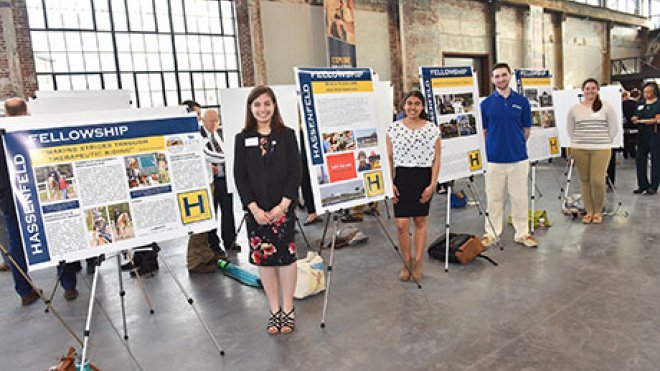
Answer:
(532, 111, 542, 127)
(316, 165, 330, 185)
(326, 152, 358, 183)
(85, 206, 113, 246)
(35, 164, 77, 203)
(319, 179, 366, 207)
(525, 88, 554, 108)
(125, 153, 171, 189)
(539, 89, 553, 107)
(541, 110, 556, 128)
(356, 149, 382, 172)
(322, 130, 356, 154)
(356, 128, 378, 148)
(435, 93, 475, 115)
(107, 203, 135, 241)
(524, 88, 539, 108)
(439, 115, 477, 139)
(166, 136, 185, 154)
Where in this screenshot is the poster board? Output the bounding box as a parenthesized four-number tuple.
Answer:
(419, 66, 486, 182)
(29, 90, 132, 115)
(552, 86, 624, 148)
(218, 85, 299, 195)
(0, 108, 215, 271)
(295, 67, 393, 214)
(514, 69, 561, 161)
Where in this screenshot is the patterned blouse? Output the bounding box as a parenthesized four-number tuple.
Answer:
(387, 120, 439, 167)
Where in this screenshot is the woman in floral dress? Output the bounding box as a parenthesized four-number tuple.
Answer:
(234, 86, 301, 334)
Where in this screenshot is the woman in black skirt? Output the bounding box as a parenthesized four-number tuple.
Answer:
(234, 86, 301, 334)
(387, 91, 441, 281)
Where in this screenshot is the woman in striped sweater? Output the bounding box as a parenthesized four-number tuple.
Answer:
(566, 78, 618, 224)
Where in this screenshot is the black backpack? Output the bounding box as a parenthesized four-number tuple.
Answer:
(427, 233, 498, 266)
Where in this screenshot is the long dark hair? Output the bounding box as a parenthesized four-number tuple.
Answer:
(642, 81, 659, 100)
(582, 78, 602, 112)
(399, 90, 429, 120)
(243, 85, 286, 133)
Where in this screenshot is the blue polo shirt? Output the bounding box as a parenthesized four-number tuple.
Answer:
(480, 89, 531, 163)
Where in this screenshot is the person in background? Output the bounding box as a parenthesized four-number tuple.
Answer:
(387, 91, 441, 282)
(567, 79, 618, 224)
(480, 63, 538, 248)
(632, 82, 660, 195)
(1, 97, 80, 305)
(622, 90, 638, 159)
(234, 86, 301, 335)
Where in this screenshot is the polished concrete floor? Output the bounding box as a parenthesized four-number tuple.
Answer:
(1, 157, 659, 371)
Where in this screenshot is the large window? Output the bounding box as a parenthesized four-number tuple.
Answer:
(26, 0, 241, 108)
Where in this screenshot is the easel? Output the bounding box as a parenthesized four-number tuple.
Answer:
(444, 174, 503, 273)
(560, 157, 629, 217)
(318, 202, 420, 328)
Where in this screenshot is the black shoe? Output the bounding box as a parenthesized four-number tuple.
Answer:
(228, 243, 242, 253)
(633, 188, 647, 194)
(121, 261, 135, 271)
(86, 257, 98, 275)
(645, 189, 657, 195)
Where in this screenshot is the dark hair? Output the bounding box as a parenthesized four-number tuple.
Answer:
(4, 97, 27, 117)
(181, 100, 200, 113)
(642, 81, 659, 99)
(630, 88, 641, 99)
(244, 85, 286, 132)
(582, 78, 602, 112)
(491, 63, 511, 74)
(399, 90, 429, 120)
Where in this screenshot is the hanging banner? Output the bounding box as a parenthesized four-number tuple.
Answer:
(419, 66, 487, 182)
(324, 0, 356, 67)
(0, 110, 216, 271)
(295, 67, 393, 214)
(527, 5, 544, 69)
(514, 69, 560, 162)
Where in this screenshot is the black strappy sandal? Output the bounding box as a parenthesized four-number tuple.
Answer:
(267, 309, 281, 334)
(280, 307, 295, 334)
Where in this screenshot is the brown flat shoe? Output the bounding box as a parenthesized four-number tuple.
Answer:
(582, 214, 593, 224)
(21, 289, 42, 306)
(0, 262, 10, 272)
(399, 259, 412, 281)
(412, 258, 423, 281)
(592, 214, 603, 224)
(63, 288, 79, 301)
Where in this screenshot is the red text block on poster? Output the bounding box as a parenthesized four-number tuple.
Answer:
(326, 152, 357, 183)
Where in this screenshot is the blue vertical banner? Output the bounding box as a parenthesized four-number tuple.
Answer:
(324, 0, 357, 67)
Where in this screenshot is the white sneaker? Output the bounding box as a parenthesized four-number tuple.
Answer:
(515, 235, 538, 248)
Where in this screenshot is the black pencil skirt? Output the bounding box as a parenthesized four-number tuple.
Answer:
(393, 166, 432, 218)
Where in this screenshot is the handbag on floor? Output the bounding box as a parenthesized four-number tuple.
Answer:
(427, 233, 497, 266)
(49, 347, 100, 371)
(294, 251, 326, 299)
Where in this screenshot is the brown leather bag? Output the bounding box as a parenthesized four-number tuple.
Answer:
(454, 237, 485, 264)
(52, 347, 101, 371)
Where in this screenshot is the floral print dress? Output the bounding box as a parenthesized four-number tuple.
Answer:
(247, 135, 297, 267)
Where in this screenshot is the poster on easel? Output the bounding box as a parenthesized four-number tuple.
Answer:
(419, 66, 486, 182)
(552, 86, 624, 148)
(514, 69, 561, 161)
(0, 109, 216, 271)
(295, 67, 393, 214)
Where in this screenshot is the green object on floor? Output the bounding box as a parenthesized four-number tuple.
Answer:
(508, 209, 551, 228)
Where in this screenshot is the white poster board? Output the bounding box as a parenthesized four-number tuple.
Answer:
(419, 66, 486, 182)
(0, 108, 215, 271)
(552, 86, 624, 148)
(219, 85, 299, 194)
(514, 69, 561, 161)
(295, 67, 394, 214)
(28, 90, 132, 115)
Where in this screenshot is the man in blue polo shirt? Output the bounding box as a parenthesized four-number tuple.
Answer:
(481, 63, 538, 248)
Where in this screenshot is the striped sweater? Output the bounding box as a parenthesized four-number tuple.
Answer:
(566, 101, 618, 150)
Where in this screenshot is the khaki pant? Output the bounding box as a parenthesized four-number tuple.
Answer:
(571, 148, 611, 214)
(484, 160, 529, 240)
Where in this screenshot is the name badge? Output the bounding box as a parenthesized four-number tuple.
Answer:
(638, 105, 645, 110)
(245, 137, 258, 147)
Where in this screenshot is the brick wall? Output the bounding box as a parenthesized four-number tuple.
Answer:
(0, 0, 36, 100)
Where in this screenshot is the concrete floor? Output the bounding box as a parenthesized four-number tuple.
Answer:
(1, 158, 659, 371)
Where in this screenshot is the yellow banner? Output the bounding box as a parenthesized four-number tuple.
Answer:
(311, 80, 373, 94)
(29, 136, 166, 166)
(432, 77, 474, 89)
(521, 77, 551, 86)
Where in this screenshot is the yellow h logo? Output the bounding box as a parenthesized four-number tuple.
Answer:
(549, 137, 559, 155)
(178, 190, 212, 224)
(468, 150, 482, 171)
(364, 171, 385, 197)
